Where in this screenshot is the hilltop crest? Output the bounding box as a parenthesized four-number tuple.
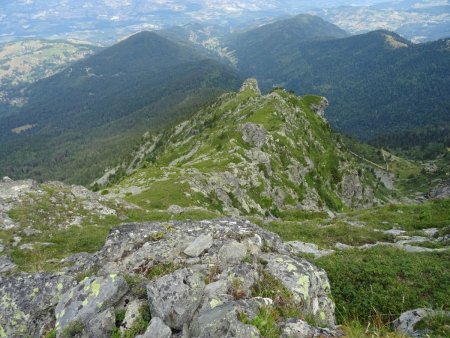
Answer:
(101, 82, 388, 217)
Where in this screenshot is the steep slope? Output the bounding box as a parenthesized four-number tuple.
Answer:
(104, 79, 386, 217)
(0, 31, 241, 184)
(225, 23, 450, 143)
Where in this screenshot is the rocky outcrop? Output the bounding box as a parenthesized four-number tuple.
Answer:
(106, 80, 383, 216)
(310, 97, 329, 120)
(0, 273, 76, 337)
(239, 78, 261, 95)
(0, 219, 338, 337)
(428, 179, 450, 199)
(55, 274, 129, 333)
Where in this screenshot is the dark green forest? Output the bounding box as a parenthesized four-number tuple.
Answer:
(0, 32, 241, 184)
(228, 22, 450, 143)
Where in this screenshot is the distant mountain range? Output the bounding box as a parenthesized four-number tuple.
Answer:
(0, 13, 449, 186)
(1, 1, 447, 44)
(224, 15, 450, 142)
(311, 0, 450, 43)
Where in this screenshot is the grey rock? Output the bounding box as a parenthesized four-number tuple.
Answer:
(84, 307, 115, 338)
(383, 229, 406, 236)
(168, 205, 184, 215)
(147, 268, 205, 330)
(190, 301, 260, 338)
(393, 308, 438, 336)
(281, 318, 342, 337)
(184, 234, 213, 257)
(310, 97, 329, 119)
(239, 78, 261, 95)
(218, 240, 247, 268)
(428, 180, 450, 199)
(0, 244, 4, 253)
(335, 242, 354, 250)
(142, 317, 172, 338)
(55, 274, 128, 332)
(241, 123, 266, 148)
(287, 241, 335, 258)
(422, 228, 439, 237)
(0, 255, 17, 274)
(0, 273, 75, 338)
(22, 227, 43, 236)
(121, 299, 147, 332)
(262, 253, 335, 326)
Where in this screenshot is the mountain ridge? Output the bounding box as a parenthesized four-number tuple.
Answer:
(100, 79, 387, 217)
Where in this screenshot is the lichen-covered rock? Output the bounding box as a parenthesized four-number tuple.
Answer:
(218, 240, 248, 268)
(84, 308, 116, 338)
(55, 274, 128, 333)
(262, 253, 335, 326)
(190, 301, 260, 338)
(121, 299, 147, 332)
(0, 255, 17, 274)
(0, 219, 337, 337)
(393, 308, 450, 337)
(286, 241, 335, 258)
(310, 97, 329, 119)
(141, 317, 172, 338)
(147, 268, 205, 330)
(0, 273, 75, 338)
(184, 234, 213, 257)
(428, 179, 450, 199)
(281, 318, 343, 337)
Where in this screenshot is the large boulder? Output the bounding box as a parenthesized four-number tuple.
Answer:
(281, 318, 342, 337)
(190, 301, 260, 338)
(262, 253, 335, 326)
(147, 268, 205, 330)
(55, 274, 128, 334)
(0, 273, 75, 338)
(140, 317, 172, 338)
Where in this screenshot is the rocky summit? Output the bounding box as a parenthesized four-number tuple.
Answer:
(102, 79, 386, 217)
(1, 218, 341, 337)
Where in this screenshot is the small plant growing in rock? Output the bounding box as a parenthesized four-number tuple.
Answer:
(44, 329, 57, 338)
(242, 254, 253, 264)
(204, 262, 221, 284)
(150, 231, 165, 241)
(146, 261, 178, 280)
(122, 304, 151, 338)
(252, 270, 302, 319)
(124, 274, 148, 299)
(229, 277, 246, 300)
(61, 320, 84, 338)
(239, 306, 281, 338)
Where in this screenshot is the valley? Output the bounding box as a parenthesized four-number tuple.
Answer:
(0, 5, 449, 338)
(1, 80, 448, 337)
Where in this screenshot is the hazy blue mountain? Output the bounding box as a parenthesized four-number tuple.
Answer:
(0, 1, 404, 44)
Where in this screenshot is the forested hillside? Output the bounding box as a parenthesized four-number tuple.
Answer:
(0, 32, 241, 184)
(226, 19, 450, 144)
